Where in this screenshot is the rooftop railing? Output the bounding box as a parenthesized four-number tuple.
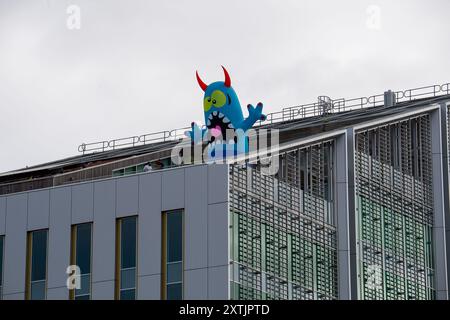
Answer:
(78, 82, 450, 155)
(78, 127, 190, 154)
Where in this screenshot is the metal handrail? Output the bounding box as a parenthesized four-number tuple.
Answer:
(78, 82, 450, 155)
(78, 127, 190, 154)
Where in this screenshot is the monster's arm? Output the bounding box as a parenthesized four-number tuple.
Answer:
(240, 102, 267, 131)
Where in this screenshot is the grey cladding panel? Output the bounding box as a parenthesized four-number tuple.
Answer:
(0, 197, 6, 234)
(138, 274, 161, 300)
(162, 169, 184, 211)
(92, 180, 116, 282)
(208, 164, 228, 204)
(47, 187, 71, 289)
(3, 194, 28, 295)
(185, 166, 208, 270)
(184, 268, 207, 300)
(138, 173, 162, 276)
(71, 183, 94, 224)
(208, 266, 229, 299)
(116, 176, 139, 217)
(27, 190, 50, 230)
(207, 202, 229, 267)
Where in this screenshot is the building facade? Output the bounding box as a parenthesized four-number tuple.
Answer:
(1, 86, 450, 300)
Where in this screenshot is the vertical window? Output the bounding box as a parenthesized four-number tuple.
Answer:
(26, 230, 48, 300)
(70, 223, 92, 300)
(162, 210, 183, 300)
(115, 216, 137, 300)
(0, 235, 4, 299)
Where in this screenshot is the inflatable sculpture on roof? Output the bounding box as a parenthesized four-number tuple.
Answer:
(186, 66, 266, 158)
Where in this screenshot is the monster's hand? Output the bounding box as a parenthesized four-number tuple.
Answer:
(184, 122, 205, 144)
(242, 102, 267, 131)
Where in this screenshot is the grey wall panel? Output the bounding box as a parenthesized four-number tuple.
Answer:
(3, 194, 28, 295)
(335, 131, 355, 300)
(47, 287, 69, 300)
(27, 190, 50, 231)
(138, 274, 161, 300)
(208, 202, 229, 267)
(431, 107, 449, 299)
(92, 180, 116, 282)
(0, 197, 6, 234)
(434, 226, 448, 296)
(3, 292, 24, 300)
(184, 268, 207, 300)
(207, 164, 228, 204)
(71, 183, 94, 224)
(116, 176, 138, 217)
(47, 187, 71, 290)
(138, 173, 162, 277)
(185, 166, 208, 270)
(207, 265, 229, 299)
(92, 280, 115, 300)
(162, 169, 184, 211)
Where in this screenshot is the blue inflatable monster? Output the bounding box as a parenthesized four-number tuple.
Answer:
(187, 66, 266, 158)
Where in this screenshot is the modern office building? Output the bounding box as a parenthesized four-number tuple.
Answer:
(0, 84, 450, 300)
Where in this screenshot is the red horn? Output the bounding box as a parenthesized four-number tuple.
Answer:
(196, 71, 208, 92)
(222, 65, 231, 87)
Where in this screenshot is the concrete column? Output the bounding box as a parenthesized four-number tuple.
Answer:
(335, 129, 357, 299)
(430, 104, 449, 300)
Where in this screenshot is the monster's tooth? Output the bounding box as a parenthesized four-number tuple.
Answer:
(228, 123, 234, 129)
(223, 117, 230, 123)
(207, 119, 211, 126)
(209, 114, 213, 119)
(228, 139, 235, 145)
(218, 113, 224, 119)
(213, 111, 218, 116)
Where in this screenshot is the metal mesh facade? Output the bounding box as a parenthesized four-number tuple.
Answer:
(355, 115, 435, 300)
(229, 141, 338, 300)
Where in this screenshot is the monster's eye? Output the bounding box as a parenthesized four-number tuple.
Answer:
(204, 97, 212, 111)
(211, 90, 226, 108)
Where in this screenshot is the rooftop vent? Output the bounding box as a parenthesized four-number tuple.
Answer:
(384, 90, 396, 107)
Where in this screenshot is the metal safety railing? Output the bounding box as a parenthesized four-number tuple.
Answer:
(259, 83, 450, 126)
(78, 82, 450, 155)
(78, 127, 190, 154)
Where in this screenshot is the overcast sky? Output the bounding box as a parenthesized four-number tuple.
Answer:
(0, 0, 449, 173)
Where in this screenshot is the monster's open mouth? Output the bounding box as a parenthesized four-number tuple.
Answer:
(206, 111, 234, 141)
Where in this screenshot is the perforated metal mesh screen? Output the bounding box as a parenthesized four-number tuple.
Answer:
(229, 141, 338, 300)
(355, 115, 435, 300)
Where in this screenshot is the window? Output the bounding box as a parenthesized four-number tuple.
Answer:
(0, 235, 4, 299)
(70, 223, 92, 300)
(113, 164, 144, 177)
(25, 230, 48, 300)
(162, 210, 183, 300)
(112, 158, 172, 177)
(115, 216, 137, 300)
